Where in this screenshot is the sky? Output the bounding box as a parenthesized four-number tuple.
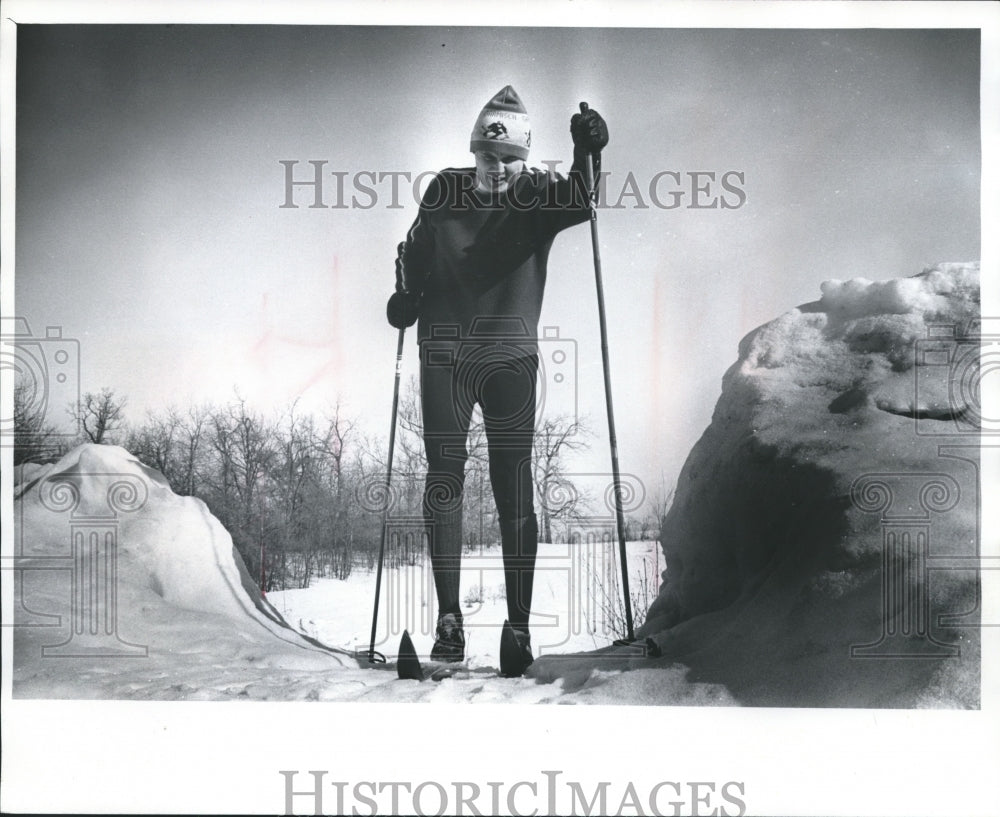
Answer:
(13, 24, 982, 513)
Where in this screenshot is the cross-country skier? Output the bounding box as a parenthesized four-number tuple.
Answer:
(386, 85, 608, 677)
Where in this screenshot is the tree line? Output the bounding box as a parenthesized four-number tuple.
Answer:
(13, 376, 669, 593)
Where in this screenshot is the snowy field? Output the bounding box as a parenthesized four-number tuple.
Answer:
(270, 539, 659, 667)
(267, 539, 730, 704)
(11, 444, 734, 704)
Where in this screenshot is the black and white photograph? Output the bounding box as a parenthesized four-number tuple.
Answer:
(2, 1, 998, 815)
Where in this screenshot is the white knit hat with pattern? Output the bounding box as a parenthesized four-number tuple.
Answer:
(469, 85, 531, 160)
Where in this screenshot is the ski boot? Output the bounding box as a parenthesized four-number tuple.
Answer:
(499, 620, 534, 678)
(429, 612, 465, 663)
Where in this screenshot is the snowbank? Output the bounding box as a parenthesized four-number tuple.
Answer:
(12, 445, 348, 699)
(635, 262, 981, 707)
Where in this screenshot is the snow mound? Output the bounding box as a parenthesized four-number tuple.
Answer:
(638, 262, 981, 708)
(13, 444, 348, 699)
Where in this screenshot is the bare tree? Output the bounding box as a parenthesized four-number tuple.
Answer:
(126, 407, 182, 480)
(315, 401, 355, 511)
(463, 407, 495, 552)
(177, 404, 210, 496)
(73, 387, 127, 444)
(313, 401, 358, 578)
(125, 404, 210, 498)
(271, 402, 319, 587)
(13, 371, 62, 465)
(225, 398, 275, 515)
(533, 415, 593, 543)
(647, 473, 675, 540)
(273, 401, 313, 521)
(200, 396, 277, 586)
(386, 374, 430, 516)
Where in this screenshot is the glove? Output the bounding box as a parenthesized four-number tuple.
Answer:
(387, 241, 420, 329)
(386, 290, 419, 329)
(571, 103, 609, 154)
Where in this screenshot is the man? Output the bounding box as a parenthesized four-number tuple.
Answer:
(386, 85, 608, 677)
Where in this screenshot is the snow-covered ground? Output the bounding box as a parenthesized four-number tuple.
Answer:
(11, 444, 733, 704)
(270, 540, 659, 666)
(268, 538, 736, 702)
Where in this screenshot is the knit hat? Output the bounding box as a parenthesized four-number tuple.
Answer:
(469, 85, 531, 160)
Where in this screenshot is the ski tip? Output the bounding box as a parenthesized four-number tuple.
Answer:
(397, 630, 425, 681)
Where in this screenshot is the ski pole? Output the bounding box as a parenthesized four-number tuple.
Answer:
(579, 101, 635, 643)
(367, 324, 406, 663)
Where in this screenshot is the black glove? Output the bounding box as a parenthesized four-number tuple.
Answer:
(386, 290, 419, 329)
(571, 103, 609, 154)
(387, 241, 420, 329)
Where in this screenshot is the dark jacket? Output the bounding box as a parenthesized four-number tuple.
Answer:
(399, 165, 591, 356)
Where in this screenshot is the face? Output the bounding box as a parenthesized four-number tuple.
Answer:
(474, 150, 525, 194)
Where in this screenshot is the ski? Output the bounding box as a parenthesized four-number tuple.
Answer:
(396, 630, 474, 681)
(400, 622, 535, 681)
(357, 628, 658, 682)
(355, 631, 478, 682)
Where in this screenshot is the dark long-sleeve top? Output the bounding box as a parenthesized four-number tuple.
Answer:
(398, 162, 592, 357)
